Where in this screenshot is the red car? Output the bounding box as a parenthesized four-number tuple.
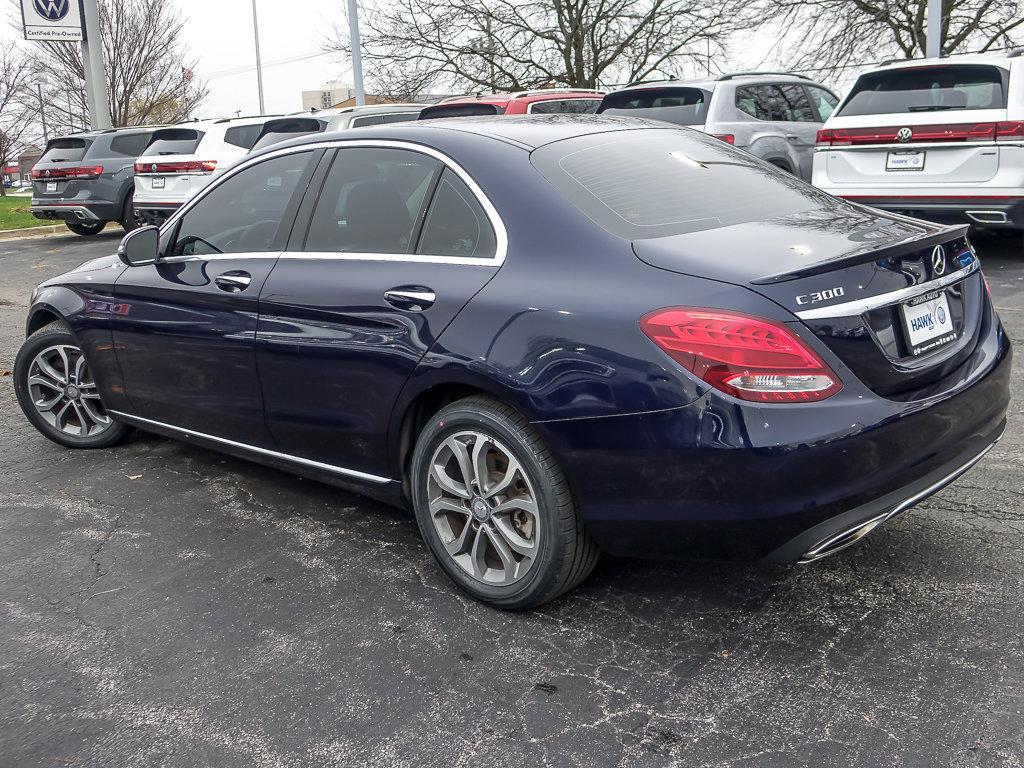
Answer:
(419, 89, 604, 119)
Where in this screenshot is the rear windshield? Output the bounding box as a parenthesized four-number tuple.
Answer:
(39, 138, 90, 163)
(419, 103, 502, 119)
(251, 118, 326, 150)
(143, 128, 204, 156)
(349, 112, 420, 127)
(531, 129, 826, 239)
(529, 98, 602, 114)
(597, 87, 711, 126)
(838, 64, 1008, 116)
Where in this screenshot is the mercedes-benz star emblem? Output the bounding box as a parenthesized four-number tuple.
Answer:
(896, 127, 913, 143)
(931, 245, 946, 276)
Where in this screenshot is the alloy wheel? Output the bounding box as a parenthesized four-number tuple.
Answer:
(427, 430, 540, 585)
(26, 344, 112, 437)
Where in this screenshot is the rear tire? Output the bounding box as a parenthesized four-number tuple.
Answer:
(120, 191, 143, 232)
(410, 395, 599, 609)
(65, 220, 106, 236)
(14, 321, 132, 449)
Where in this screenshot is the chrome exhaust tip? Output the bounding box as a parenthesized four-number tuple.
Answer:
(798, 512, 890, 563)
(965, 210, 1009, 224)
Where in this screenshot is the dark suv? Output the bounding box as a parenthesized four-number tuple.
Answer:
(30, 128, 158, 236)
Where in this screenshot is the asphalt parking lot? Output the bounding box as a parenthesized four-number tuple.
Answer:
(0, 229, 1021, 768)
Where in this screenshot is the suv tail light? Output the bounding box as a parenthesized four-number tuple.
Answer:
(133, 160, 217, 174)
(713, 133, 735, 144)
(31, 165, 104, 179)
(996, 121, 1024, 141)
(640, 308, 843, 403)
(818, 122, 1024, 147)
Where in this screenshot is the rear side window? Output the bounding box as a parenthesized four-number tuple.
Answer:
(224, 124, 264, 149)
(39, 138, 90, 163)
(349, 112, 419, 127)
(108, 133, 152, 158)
(528, 99, 602, 114)
(838, 64, 1007, 116)
(736, 85, 814, 121)
(144, 129, 204, 156)
(417, 170, 496, 259)
(304, 147, 440, 253)
(597, 87, 710, 126)
(807, 86, 839, 120)
(419, 103, 502, 119)
(531, 129, 826, 239)
(251, 118, 326, 150)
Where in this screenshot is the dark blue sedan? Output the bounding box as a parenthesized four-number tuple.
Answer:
(14, 116, 1011, 608)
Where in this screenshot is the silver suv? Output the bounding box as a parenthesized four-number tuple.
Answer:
(597, 72, 839, 181)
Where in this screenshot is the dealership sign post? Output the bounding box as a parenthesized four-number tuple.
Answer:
(20, 0, 112, 131)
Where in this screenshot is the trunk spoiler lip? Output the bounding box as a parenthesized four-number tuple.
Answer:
(750, 223, 970, 285)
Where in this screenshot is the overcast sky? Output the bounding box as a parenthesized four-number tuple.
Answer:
(4, 0, 780, 120)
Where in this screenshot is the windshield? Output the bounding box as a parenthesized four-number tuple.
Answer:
(531, 128, 827, 239)
(838, 64, 1007, 116)
(597, 87, 711, 126)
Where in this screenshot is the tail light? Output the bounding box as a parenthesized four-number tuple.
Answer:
(640, 308, 843, 403)
(817, 122, 1024, 147)
(713, 133, 735, 144)
(996, 121, 1024, 141)
(133, 160, 217, 174)
(31, 165, 104, 179)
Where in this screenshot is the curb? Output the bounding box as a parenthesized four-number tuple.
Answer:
(0, 224, 70, 242)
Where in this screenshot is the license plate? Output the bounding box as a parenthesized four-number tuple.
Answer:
(45, 181, 57, 192)
(886, 150, 925, 171)
(900, 291, 956, 356)
(151, 176, 165, 189)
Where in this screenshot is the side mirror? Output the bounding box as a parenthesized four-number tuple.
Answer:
(117, 225, 160, 266)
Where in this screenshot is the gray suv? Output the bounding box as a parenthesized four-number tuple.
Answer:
(597, 72, 839, 181)
(30, 127, 158, 236)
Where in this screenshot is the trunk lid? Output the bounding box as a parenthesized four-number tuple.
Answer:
(31, 137, 95, 200)
(632, 205, 985, 397)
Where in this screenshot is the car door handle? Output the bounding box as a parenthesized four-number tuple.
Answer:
(384, 286, 435, 311)
(214, 271, 252, 292)
(786, 134, 801, 142)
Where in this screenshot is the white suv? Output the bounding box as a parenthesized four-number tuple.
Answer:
(133, 116, 280, 224)
(813, 51, 1024, 232)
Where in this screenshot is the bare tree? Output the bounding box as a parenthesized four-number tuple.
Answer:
(0, 45, 34, 197)
(769, 0, 1024, 74)
(326, 0, 751, 98)
(28, 0, 208, 128)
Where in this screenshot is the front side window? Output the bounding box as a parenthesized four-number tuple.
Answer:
(170, 151, 312, 256)
(529, 99, 602, 114)
(304, 147, 439, 253)
(417, 170, 496, 259)
(807, 86, 839, 121)
(838, 64, 1007, 116)
(778, 85, 815, 121)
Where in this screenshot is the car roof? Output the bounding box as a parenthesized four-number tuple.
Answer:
(607, 73, 821, 96)
(255, 114, 677, 155)
(866, 51, 1020, 73)
(436, 89, 604, 107)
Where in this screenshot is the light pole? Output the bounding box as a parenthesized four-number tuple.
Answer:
(252, 0, 266, 114)
(926, 0, 943, 58)
(346, 0, 365, 106)
(80, 0, 111, 129)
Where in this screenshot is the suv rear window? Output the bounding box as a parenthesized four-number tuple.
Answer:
(529, 99, 602, 114)
(350, 112, 420, 127)
(531, 129, 824, 239)
(144, 128, 204, 156)
(838, 64, 1008, 116)
(419, 103, 503, 119)
(39, 138, 90, 163)
(596, 87, 711, 126)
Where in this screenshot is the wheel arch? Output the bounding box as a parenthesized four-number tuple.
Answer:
(26, 303, 67, 337)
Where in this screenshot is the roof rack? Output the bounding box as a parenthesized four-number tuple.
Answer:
(212, 114, 281, 123)
(508, 87, 603, 98)
(717, 71, 812, 81)
(623, 77, 679, 88)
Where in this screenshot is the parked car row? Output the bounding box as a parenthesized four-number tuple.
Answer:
(28, 50, 1024, 240)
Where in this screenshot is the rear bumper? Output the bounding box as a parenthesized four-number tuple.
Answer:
(837, 195, 1024, 229)
(30, 202, 121, 222)
(536, 316, 1012, 562)
(133, 202, 182, 223)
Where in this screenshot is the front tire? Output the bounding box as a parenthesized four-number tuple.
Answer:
(65, 220, 106, 236)
(14, 321, 131, 449)
(410, 395, 599, 609)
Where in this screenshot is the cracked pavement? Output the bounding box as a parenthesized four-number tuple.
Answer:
(0, 229, 1022, 768)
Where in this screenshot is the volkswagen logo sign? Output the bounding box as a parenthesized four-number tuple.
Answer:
(33, 0, 70, 21)
(151, 163, 158, 172)
(931, 245, 946, 276)
(43, 169, 50, 178)
(896, 127, 913, 143)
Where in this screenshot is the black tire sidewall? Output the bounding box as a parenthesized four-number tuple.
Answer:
(411, 402, 568, 609)
(121, 192, 139, 232)
(14, 324, 128, 449)
(65, 220, 106, 236)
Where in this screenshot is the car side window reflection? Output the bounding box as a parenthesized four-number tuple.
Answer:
(416, 170, 496, 259)
(171, 151, 311, 257)
(304, 148, 440, 254)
